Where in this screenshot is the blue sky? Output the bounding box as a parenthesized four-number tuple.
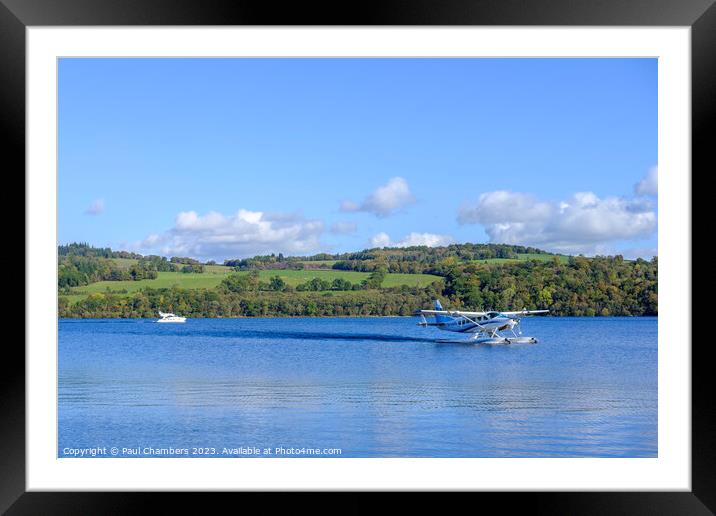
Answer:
(59, 58, 657, 261)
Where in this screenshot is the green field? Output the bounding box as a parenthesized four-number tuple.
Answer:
(203, 264, 234, 274)
(111, 259, 337, 271)
(111, 259, 234, 274)
(110, 258, 140, 268)
(64, 254, 566, 303)
(471, 253, 570, 264)
(299, 260, 337, 267)
(63, 268, 442, 302)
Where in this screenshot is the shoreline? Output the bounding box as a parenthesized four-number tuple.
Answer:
(58, 314, 658, 320)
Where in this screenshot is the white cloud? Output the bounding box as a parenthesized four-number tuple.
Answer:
(620, 247, 658, 260)
(330, 221, 358, 235)
(635, 165, 658, 196)
(369, 231, 454, 249)
(339, 200, 360, 212)
(85, 199, 105, 216)
(399, 232, 455, 247)
(134, 209, 325, 260)
(340, 177, 415, 217)
(369, 232, 392, 248)
(141, 234, 161, 246)
(458, 190, 656, 255)
(457, 191, 552, 225)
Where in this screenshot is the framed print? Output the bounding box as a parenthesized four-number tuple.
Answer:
(4, 0, 712, 512)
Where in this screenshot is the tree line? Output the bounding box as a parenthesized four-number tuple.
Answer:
(221, 243, 550, 273)
(58, 255, 159, 289)
(58, 247, 210, 289)
(442, 255, 657, 316)
(58, 242, 143, 260)
(218, 269, 389, 294)
(59, 286, 441, 318)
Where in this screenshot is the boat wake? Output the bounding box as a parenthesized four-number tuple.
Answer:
(235, 329, 438, 344)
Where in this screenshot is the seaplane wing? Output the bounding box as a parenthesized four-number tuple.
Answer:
(499, 310, 550, 317)
(417, 309, 487, 317)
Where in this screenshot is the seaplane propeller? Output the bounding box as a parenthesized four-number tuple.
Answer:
(512, 308, 528, 335)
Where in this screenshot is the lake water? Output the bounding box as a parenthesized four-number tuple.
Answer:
(58, 317, 657, 458)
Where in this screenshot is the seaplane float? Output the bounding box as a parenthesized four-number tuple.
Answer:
(415, 300, 548, 344)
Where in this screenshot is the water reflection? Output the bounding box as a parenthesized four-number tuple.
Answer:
(58, 317, 657, 457)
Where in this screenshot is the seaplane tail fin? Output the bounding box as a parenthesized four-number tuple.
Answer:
(433, 300, 451, 324)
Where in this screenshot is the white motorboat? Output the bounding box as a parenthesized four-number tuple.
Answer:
(156, 311, 187, 323)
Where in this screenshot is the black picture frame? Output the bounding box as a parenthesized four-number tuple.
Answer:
(5, 0, 710, 513)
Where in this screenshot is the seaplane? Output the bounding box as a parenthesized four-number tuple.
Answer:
(415, 300, 548, 344)
(156, 311, 187, 323)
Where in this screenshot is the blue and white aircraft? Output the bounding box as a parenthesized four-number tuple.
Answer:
(416, 300, 548, 344)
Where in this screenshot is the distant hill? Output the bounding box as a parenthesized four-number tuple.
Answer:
(224, 243, 564, 273)
(58, 243, 657, 318)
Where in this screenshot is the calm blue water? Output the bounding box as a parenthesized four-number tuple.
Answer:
(58, 317, 657, 458)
